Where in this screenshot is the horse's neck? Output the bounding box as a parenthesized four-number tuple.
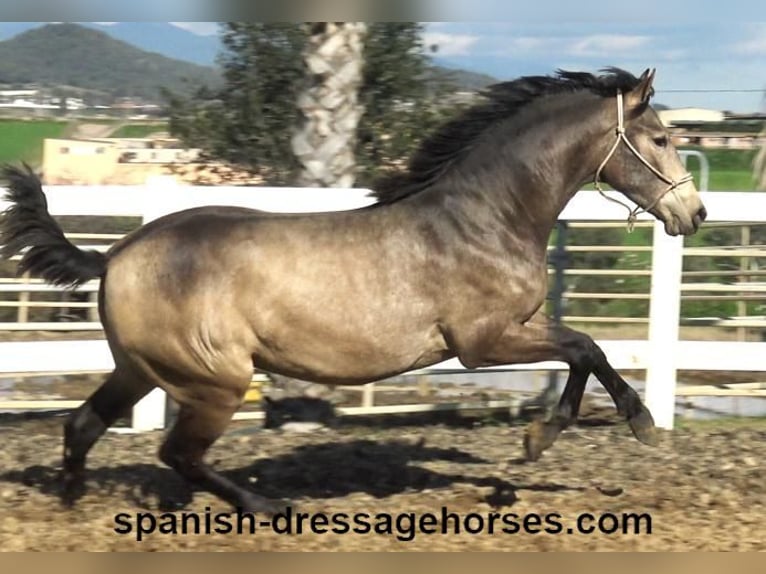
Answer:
(421, 95, 610, 246)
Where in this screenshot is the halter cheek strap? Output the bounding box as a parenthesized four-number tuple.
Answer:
(594, 91, 694, 232)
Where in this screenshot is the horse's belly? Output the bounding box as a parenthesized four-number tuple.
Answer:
(250, 320, 450, 385)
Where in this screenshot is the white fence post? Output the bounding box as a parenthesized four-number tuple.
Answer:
(127, 176, 180, 431)
(644, 220, 684, 429)
(130, 388, 168, 431)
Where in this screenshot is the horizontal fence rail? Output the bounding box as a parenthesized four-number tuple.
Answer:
(1, 183, 766, 431)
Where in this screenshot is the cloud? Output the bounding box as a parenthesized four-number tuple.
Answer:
(421, 32, 479, 56)
(570, 34, 650, 56)
(731, 24, 766, 55)
(490, 33, 650, 59)
(423, 22, 765, 112)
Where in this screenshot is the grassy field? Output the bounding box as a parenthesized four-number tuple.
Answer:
(110, 123, 167, 138)
(0, 119, 168, 166)
(0, 119, 759, 189)
(680, 146, 759, 191)
(0, 119, 68, 165)
(578, 146, 758, 192)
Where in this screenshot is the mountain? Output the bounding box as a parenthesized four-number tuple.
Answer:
(80, 23, 221, 66)
(430, 63, 498, 91)
(0, 23, 220, 99)
(0, 22, 496, 106)
(0, 23, 497, 92)
(0, 22, 221, 65)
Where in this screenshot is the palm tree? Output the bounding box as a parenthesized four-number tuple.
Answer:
(292, 22, 367, 188)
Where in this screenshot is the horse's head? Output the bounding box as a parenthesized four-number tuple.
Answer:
(596, 68, 706, 236)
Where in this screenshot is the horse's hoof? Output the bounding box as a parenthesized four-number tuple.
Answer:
(60, 481, 85, 508)
(628, 408, 659, 447)
(523, 419, 560, 461)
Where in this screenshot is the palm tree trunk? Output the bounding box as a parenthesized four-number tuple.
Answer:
(292, 22, 367, 188)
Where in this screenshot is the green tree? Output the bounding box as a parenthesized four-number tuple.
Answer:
(166, 23, 308, 184)
(354, 22, 454, 186)
(165, 22, 455, 186)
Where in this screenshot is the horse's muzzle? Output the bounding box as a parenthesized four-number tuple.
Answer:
(692, 205, 707, 232)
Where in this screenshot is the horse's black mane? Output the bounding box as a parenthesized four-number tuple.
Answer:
(371, 67, 645, 204)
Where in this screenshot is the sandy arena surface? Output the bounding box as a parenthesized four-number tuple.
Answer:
(0, 410, 763, 551)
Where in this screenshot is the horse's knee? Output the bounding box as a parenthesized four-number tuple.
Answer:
(586, 338, 608, 366)
(578, 333, 600, 362)
(562, 331, 602, 373)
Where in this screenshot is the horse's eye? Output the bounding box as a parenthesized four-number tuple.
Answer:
(653, 136, 668, 148)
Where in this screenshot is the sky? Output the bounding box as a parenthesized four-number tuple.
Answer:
(422, 22, 766, 113)
(94, 21, 219, 35)
(51, 19, 766, 114)
(167, 22, 218, 36)
(158, 20, 765, 113)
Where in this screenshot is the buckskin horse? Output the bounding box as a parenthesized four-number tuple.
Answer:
(0, 68, 706, 513)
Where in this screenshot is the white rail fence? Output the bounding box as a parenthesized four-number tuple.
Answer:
(1, 181, 765, 431)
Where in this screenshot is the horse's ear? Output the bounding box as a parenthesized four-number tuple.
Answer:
(628, 68, 656, 108)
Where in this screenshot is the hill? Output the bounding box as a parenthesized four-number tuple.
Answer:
(0, 23, 496, 94)
(430, 65, 498, 91)
(0, 23, 220, 100)
(76, 23, 220, 67)
(0, 22, 221, 66)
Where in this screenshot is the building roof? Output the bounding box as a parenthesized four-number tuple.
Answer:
(658, 108, 725, 127)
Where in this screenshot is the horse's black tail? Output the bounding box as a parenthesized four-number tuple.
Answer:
(0, 163, 107, 287)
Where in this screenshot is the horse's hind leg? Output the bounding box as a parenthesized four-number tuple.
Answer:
(158, 399, 284, 514)
(62, 367, 153, 505)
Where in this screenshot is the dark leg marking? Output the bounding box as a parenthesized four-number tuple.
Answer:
(523, 326, 657, 461)
(62, 368, 153, 505)
(158, 402, 287, 514)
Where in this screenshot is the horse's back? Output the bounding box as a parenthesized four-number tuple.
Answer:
(107, 205, 263, 258)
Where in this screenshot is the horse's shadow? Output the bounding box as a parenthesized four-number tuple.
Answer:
(0, 438, 584, 511)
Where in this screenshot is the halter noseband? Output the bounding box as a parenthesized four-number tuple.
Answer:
(593, 91, 694, 232)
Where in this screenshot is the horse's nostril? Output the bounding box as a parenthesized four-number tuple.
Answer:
(698, 206, 707, 222)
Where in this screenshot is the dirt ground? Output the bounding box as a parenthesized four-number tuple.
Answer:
(0, 408, 763, 551)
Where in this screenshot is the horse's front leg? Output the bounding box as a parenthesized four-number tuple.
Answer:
(455, 314, 658, 460)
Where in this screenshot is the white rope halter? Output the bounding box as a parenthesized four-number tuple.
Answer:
(594, 91, 694, 232)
